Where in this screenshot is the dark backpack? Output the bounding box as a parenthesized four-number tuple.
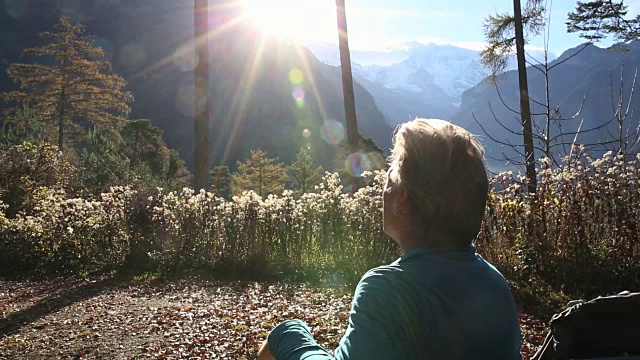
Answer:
(532, 291, 640, 360)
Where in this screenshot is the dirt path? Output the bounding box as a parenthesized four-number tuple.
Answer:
(0, 276, 547, 359)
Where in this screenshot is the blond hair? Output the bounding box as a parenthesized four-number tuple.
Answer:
(388, 118, 488, 244)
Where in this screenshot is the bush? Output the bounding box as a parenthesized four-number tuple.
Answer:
(0, 187, 130, 275)
(0, 146, 638, 312)
(0, 142, 77, 218)
(477, 150, 640, 304)
(148, 171, 396, 281)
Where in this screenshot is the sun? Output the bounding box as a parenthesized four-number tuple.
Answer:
(241, 0, 337, 43)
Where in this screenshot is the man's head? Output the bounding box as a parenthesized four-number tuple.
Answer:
(383, 118, 488, 249)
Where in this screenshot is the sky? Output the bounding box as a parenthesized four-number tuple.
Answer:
(243, 0, 640, 56)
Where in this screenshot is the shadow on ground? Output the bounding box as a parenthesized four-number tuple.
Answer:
(0, 276, 123, 337)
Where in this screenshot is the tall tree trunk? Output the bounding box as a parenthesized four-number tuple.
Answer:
(258, 165, 263, 197)
(335, 0, 361, 191)
(302, 166, 307, 194)
(58, 88, 65, 151)
(58, 60, 67, 151)
(513, 0, 537, 193)
(132, 128, 140, 170)
(194, 0, 210, 191)
(335, 0, 358, 149)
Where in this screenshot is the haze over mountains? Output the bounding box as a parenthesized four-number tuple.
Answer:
(307, 41, 557, 126)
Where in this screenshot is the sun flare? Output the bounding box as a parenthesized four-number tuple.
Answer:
(241, 0, 337, 43)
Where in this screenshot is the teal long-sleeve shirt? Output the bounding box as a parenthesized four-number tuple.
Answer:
(267, 244, 522, 360)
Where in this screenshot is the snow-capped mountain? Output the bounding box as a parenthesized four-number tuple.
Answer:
(306, 41, 557, 125)
(354, 43, 489, 106)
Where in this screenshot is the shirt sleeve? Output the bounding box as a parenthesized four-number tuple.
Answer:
(267, 319, 333, 360)
(268, 268, 419, 360)
(333, 268, 418, 360)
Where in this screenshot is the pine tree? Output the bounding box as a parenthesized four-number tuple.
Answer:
(480, 0, 546, 74)
(78, 120, 190, 194)
(232, 149, 288, 197)
(210, 165, 232, 199)
(3, 17, 133, 150)
(288, 148, 323, 196)
(120, 119, 164, 172)
(165, 150, 192, 190)
(567, 1, 640, 42)
(0, 102, 43, 145)
(80, 126, 131, 196)
(120, 119, 188, 189)
(480, 0, 545, 193)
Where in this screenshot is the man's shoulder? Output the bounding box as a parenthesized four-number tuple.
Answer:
(361, 263, 404, 281)
(351, 264, 418, 315)
(354, 263, 412, 297)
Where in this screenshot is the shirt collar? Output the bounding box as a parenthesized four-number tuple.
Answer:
(400, 243, 477, 262)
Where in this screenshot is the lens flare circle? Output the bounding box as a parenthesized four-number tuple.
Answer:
(289, 68, 304, 85)
(345, 151, 385, 178)
(302, 128, 311, 138)
(176, 78, 207, 117)
(173, 44, 198, 72)
(4, 0, 27, 18)
(320, 120, 345, 145)
(345, 152, 370, 178)
(291, 86, 305, 101)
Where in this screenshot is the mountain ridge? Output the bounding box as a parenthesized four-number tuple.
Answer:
(306, 41, 557, 127)
(452, 42, 640, 171)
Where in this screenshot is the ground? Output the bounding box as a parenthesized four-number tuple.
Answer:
(0, 276, 547, 359)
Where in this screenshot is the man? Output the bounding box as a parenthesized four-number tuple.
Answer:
(258, 119, 522, 359)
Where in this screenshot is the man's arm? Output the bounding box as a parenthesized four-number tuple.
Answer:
(333, 269, 419, 360)
(265, 268, 421, 360)
(265, 319, 333, 360)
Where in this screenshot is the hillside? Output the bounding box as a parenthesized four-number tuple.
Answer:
(451, 43, 639, 171)
(0, 0, 393, 170)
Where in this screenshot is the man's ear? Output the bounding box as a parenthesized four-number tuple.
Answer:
(393, 186, 411, 216)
